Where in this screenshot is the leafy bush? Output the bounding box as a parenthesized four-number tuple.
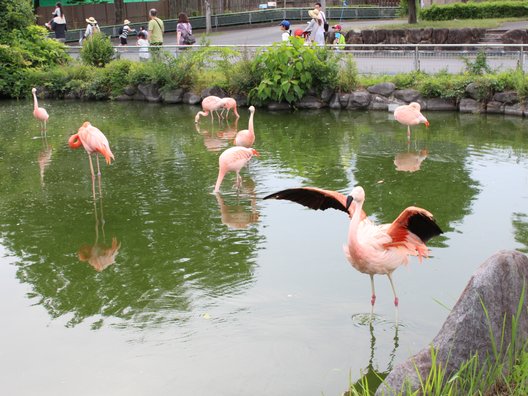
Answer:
(417, 70, 470, 100)
(0, 0, 34, 34)
(421, 1, 528, 21)
(80, 32, 115, 67)
(250, 38, 338, 104)
(0, 25, 69, 98)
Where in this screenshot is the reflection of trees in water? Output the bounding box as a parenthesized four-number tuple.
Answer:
(0, 110, 263, 328)
(512, 213, 528, 253)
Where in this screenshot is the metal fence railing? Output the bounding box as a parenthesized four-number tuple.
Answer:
(66, 43, 528, 75)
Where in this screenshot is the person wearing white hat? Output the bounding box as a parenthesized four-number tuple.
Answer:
(119, 19, 135, 46)
(80, 17, 100, 45)
(304, 9, 325, 45)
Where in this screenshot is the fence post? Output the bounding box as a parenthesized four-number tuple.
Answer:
(414, 46, 420, 71)
(520, 46, 525, 73)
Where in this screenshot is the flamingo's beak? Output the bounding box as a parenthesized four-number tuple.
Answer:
(425, 120, 430, 127)
(345, 195, 353, 210)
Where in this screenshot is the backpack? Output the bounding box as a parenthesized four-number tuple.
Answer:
(118, 26, 123, 36)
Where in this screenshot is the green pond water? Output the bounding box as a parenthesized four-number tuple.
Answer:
(1, 100, 528, 395)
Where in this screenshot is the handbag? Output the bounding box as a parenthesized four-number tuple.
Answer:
(182, 23, 196, 45)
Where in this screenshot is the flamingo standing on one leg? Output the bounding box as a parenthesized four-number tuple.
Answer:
(234, 106, 256, 148)
(68, 121, 114, 180)
(195, 96, 225, 123)
(264, 185, 442, 309)
(214, 146, 259, 193)
(219, 97, 240, 120)
(31, 88, 49, 132)
(393, 102, 430, 141)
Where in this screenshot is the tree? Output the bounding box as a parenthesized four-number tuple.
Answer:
(408, 0, 417, 24)
(0, 0, 34, 36)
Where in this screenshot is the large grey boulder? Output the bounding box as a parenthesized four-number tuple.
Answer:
(321, 87, 335, 103)
(367, 82, 396, 97)
(338, 93, 351, 108)
(347, 91, 371, 110)
(296, 95, 326, 109)
(376, 250, 528, 395)
(492, 91, 519, 105)
(505, 102, 524, 117)
(162, 88, 184, 104)
(267, 101, 290, 111)
(137, 83, 161, 102)
(328, 94, 343, 109)
(465, 82, 480, 100)
(486, 101, 504, 114)
(183, 92, 202, 105)
(393, 89, 421, 103)
(426, 98, 456, 111)
(459, 98, 480, 113)
(368, 94, 389, 111)
(201, 86, 225, 99)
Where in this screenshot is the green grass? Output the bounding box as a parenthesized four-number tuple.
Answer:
(368, 17, 527, 30)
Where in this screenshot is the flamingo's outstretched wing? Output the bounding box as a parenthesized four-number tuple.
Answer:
(264, 187, 362, 218)
(386, 206, 443, 245)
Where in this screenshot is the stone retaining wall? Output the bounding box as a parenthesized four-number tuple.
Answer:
(110, 82, 527, 117)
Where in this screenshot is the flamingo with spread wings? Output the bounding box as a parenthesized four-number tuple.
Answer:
(264, 186, 443, 308)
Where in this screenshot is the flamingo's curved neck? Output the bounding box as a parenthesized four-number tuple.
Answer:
(348, 200, 363, 245)
(32, 91, 38, 111)
(248, 111, 254, 136)
(214, 168, 227, 193)
(68, 134, 83, 149)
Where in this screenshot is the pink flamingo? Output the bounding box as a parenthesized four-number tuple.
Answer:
(68, 121, 115, 180)
(264, 185, 442, 308)
(214, 146, 259, 193)
(195, 96, 225, 123)
(219, 97, 240, 120)
(393, 102, 430, 141)
(234, 106, 256, 148)
(31, 88, 49, 131)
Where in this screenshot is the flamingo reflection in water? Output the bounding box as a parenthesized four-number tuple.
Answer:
(346, 319, 399, 395)
(38, 135, 53, 187)
(195, 119, 238, 152)
(78, 183, 120, 272)
(215, 179, 259, 229)
(394, 149, 428, 173)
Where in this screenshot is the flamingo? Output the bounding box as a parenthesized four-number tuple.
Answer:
(68, 121, 114, 182)
(393, 102, 430, 141)
(264, 185, 443, 308)
(214, 146, 259, 193)
(234, 106, 256, 148)
(31, 88, 49, 132)
(195, 96, 225, 123)
(219, 97, 240, 120)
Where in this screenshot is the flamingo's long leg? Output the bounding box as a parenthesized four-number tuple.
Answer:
(387, 273, 399, 307)
(96, 155, 101, 176)
(370, 274, 376, 307)
(88, 154, 96, 200)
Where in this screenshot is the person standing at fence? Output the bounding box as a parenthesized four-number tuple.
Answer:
(314, 2, 328, 33)
(119, 19, 135, 46)
(304, 9, 325, 46)
(147, 8, 164, 47)
(176, 13, 193, 46)
(137, 31, 150, 62)
(50, 13, 67, 42)
(80, 17, 99, 44)
(279, 20, 291, 42)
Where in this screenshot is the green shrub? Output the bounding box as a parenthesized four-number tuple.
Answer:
(337, 54, 359, 92)
(421, 1, 528, 21)
(250, 38, 338, 104)
(80, 32, 115, 67)
(418, 70, 470, 100)
(463, 50, 492, 75)
(0, 25, 69, 98)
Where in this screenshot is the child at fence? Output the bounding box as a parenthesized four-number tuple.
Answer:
(332, 25, 346, 48)
(137, 31, 150, 62)
(279, 20, 291, 42)
(119, 19, 136, 46)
